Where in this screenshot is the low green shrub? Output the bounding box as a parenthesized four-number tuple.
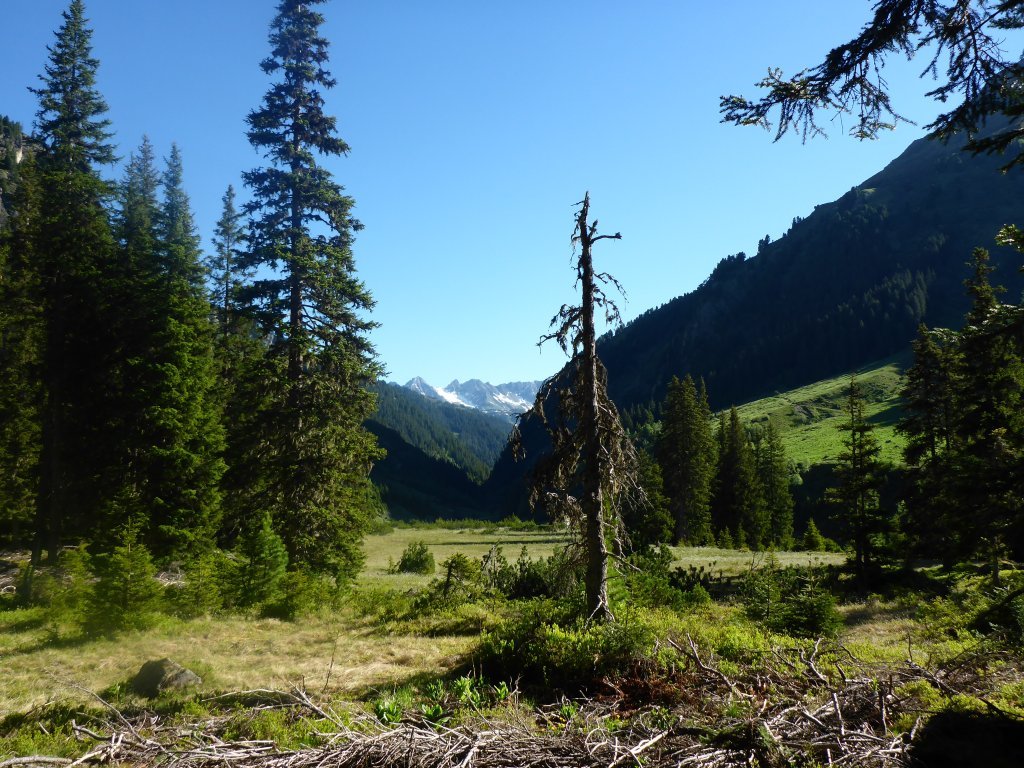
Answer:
(348, 585, 414, 622)
(740, 555, 841, 638)
(622, 547, 717, 613)
(391, 540, 435, 575)
(477, 600, 672, 692)
(481, 545, 551, 599)
(261, 571, 340, 620)
(414, 553, 484, 611)
(623, 546, 677, 608)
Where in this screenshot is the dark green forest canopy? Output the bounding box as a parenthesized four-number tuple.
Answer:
(0, 0, 385, 581)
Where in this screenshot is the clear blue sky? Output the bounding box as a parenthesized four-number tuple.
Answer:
(4, 1, 1016, 387)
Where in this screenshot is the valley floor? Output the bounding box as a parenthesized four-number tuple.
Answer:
(2, 524, 1022, 768)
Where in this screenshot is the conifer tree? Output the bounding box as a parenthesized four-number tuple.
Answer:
(802, 518, 825, 552)
(207, 185, 264, 548)
(518, 193, 641, 622)
(0, 150, 42, 544)
(950, 249, 1024, 564)
(89, 523, 163, 634)
(898, 323, 961, 555)
(754, 420, 794, 548)
(657, 375, 715, 544)
(239, 0, 381, 578)
(900, 324, 960, 467)
(31, 1, 115, 171)
(712, 407, 767, 549)
(29, 0, 118, 562)
(830, 376, 888, 584)
(208, 185, 246, 337)
(100, 137, 163, 535)
(237, 511, 288, 607)
(621, 449, 673, 550)
(142, 145, 224, 557)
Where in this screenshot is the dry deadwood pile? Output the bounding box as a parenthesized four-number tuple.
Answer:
(4, 638, 1022, 768)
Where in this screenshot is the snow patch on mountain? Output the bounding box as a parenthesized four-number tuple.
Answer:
(402, 377, 542, 421)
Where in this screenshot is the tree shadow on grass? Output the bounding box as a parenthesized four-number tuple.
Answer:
(1, 610, 47, 633)
(867, 403, 904, 427)
(912, 711, 1024, 768)
(5, 627, 103, 658)
(841, 601, 913, 628)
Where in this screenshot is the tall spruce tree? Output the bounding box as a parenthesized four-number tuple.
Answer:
(950, 249, 1024, 565)
(898, 323, 961, 556)
(29, 0, 117, 562)
(94, 139, 224, 559)
(830, 376, 888, 584)
(754, 420, 794, 549)
(0, 147, 42, 545)
(206, 184, 263, 548)
(657, 375, 715, 545)
(142, 145, 224, 557)
(239, 0, 381, 578)
(103, 137, 163, 535)
(712, 407, 767, 549)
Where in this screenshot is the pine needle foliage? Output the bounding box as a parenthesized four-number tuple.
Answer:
(88, 524, 164, 634)
(657, 375, 715, 545)
(721, 0, 1024, 168)
(29, 0, 117, 561)
(239, 0, 382, 579)
(829, 376, 889, 584)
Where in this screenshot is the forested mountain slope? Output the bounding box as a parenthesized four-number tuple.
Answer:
(369, 382, 510, 484)
(600, 123, 1024, 412)
(367, 422, 487, 520)
(485, 125, 1024, 516)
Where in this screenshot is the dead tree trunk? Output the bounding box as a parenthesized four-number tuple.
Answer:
(519, 193, 639, 623)
(576, 195, 613, 621)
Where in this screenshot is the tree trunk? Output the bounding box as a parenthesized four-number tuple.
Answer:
(577, 195, 612, 622)
(35, 288, 65, 565)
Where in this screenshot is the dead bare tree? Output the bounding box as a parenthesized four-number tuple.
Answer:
(514, 192, 642, 622)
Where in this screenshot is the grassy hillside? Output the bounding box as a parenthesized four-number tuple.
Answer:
(734, 355, 909, 468)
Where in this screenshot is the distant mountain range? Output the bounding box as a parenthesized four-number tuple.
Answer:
(402, 377, 541, 421)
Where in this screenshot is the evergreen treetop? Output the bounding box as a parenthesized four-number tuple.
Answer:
(31, 0, 114, 169)
(208, 185, 247, 334)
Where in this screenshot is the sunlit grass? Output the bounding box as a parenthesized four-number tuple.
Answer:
(666, 545, 845, 577)
(0, 606, 471, 716)
(734, 355, 907, 467)
(360, 525, 568, 589)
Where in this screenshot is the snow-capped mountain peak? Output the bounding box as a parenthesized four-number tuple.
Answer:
(402, 376, 541, 421)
